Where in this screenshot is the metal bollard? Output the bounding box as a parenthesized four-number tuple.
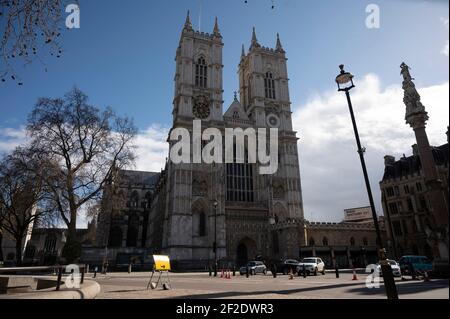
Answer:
(209, 266, 212, 277)
(56, 267, 63, 291)
(335, 265, 339, 278)
(246, 266, 249, 278)
(302, 264, 306, 278)
(81, 266, 85, 284)
(233, 266, 236, 277)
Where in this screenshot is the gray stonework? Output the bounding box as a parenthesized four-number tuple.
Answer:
(85, 15, 386, 271)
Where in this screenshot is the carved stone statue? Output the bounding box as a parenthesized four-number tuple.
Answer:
(400, 62, 426, 120)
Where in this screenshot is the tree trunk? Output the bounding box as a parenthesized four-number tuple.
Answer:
(0, 233, 4, 262)
(15, 237, 23, 266)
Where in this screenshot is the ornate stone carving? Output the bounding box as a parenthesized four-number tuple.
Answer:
(401, 62, 428, 128)
(192, 172, 208, 196)
(193, 95, 211, 119)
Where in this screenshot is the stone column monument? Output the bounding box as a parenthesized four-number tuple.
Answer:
(401, 62, 449, 262)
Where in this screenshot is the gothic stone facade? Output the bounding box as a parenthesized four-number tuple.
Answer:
(144, 16, 304, 269)
(90, 15, 385, 270)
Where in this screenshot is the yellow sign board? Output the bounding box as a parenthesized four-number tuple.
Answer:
(153, 255, 171, 271)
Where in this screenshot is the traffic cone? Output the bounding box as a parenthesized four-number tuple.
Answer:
(220, 269, 224, 278)
(289, 269, 294, 280)
(226, 270, 231, 279)
(352, 268, 358, 281)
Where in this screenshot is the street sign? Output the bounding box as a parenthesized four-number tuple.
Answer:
(153, 255, 171, 271)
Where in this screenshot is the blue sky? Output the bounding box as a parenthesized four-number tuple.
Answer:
(0, 0, 448, 223)
(0, 0, 448, 129)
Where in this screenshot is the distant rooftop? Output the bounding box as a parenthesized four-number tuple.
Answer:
(382, 143, 449, 181)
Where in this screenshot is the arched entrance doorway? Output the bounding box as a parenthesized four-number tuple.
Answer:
(236, 237, 257, 267)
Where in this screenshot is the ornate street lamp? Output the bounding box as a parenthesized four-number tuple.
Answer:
(336, 65, 398, 299)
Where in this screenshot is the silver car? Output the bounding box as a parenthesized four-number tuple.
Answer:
(377, 260, 402, 277)
(297, 257, 326, 276)
(240, 261, 267, 275)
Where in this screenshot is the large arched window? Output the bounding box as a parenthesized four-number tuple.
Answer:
(363, 237, 368, 246)
(264, 72, 276, 99)
(127, 214, 139, 247)
(226, 145, 254, 202)
(44, 233, 57, 253)
(109, 226, 123, 247)
(129, 191, 139, 208)
(195, 57, 207, 88)
(322, 237, 329, 246)
(309, 237, 315, 246)
(350, 237, 356, 246)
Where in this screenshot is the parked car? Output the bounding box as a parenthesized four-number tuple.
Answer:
(240, 261, 267, 275)
(376, 260, 402, 277)
(399, 256, 433, 275)
(275, 259, 301, 275)
(296, 257, 326, 276)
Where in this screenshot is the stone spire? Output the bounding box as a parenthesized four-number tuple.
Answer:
(400, 62, 449, 260)
(401, 62, 428, 128)
(213, 17, 221, 37)
(184, 10, 193, 31)
(241, 44, 246, 59)
(275, 33, 285, 53)
(250, 27, 260, 49)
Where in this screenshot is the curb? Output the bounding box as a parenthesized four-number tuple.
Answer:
(0, 280, 101, 299)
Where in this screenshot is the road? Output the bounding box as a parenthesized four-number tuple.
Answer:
(91, 271, 449, 299)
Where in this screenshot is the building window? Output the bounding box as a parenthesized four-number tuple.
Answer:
(309, 237, 315, 246)
(394, 186, 400, 196)
(416, 182, 423, 192)
(350, 237, 355, 246)
(386, 187, 395, 197)
(195, 57, 207, 88)
(199, 212, 206, 237)
(130, 191, 139, 208)
(264, 72, 276, 99)
(226, 145, 255, 202)
(363, 238, 368, 246)
(392, 221, 403, 236)
(388, 202, 399, 215)
(44, 234, 57, 253)
(404, 185, 410, 194)
(322, 237, 329, 246)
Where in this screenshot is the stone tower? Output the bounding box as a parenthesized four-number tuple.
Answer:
(401, 62, 449, 260)
(162, 12, 226, 265)
(239, 29, 304, 221)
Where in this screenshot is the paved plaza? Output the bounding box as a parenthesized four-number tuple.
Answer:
(91, 271, 449, 299)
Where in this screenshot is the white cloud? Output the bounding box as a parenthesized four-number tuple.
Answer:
(133, 124, 169, 172)
(293, 74, 449, 222)
(0, 126, 28, 154)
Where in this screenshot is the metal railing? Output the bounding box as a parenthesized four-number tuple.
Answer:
(0, 264, 86, 291)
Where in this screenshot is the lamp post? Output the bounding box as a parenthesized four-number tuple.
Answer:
(213, 200, 218, 277)
(336, 65, 398, 299)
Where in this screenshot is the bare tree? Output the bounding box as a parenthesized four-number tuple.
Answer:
(26, 87, 136, 262)
(0, 0, 75, 83)
(0, 146, 51, 265)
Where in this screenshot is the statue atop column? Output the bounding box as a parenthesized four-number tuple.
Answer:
(401, 62, 428, 128)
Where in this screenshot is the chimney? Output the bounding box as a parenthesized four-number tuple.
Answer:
(412, 144, 419, 156)
(384, 155, 396, 166)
